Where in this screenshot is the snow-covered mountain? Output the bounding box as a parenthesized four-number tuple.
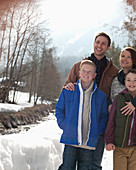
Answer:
(52, 23, 128, 59)
(52, 27, 95, 58)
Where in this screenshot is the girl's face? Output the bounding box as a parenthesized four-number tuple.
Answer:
(120, 50, 133, 70)
(125, 72, 136, 93)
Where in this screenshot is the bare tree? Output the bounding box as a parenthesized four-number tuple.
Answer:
(102, 0, 136, 50)
(0, 0, 62, 104)
(0, 0, 45, 102)
(122, 0, 136, 48)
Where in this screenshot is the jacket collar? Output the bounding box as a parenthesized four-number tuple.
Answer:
(118, 65, 136, 86)
(117, 69, 125, 85)
(119, 88, 129, 94)
(77, 80, 97, 92)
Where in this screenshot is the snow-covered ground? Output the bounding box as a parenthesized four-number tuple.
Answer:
(0, 91, 113, 170)
(0, 113, 113, 170)
(0, 114, 62, 170)
(0, 90, 51, 112)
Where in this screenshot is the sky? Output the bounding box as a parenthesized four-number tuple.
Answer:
(40, 0, 126, 36)
(0, 91, 113, 170)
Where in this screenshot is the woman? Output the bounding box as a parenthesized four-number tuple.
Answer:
(109, 47, 136, 114)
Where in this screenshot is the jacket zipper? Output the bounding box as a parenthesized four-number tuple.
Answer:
(122, 115, 129, 147)
(86, 86, 97, 145)
(128, 111, 135, 146)
(78, 83, 84, 145)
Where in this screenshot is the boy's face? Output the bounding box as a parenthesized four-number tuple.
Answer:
(79, 64, 96, 83)
(125, 73, 136, 92)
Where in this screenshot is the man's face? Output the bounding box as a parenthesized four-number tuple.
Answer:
(94, 36, 110, 60)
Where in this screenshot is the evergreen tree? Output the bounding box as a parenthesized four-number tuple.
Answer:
(106, 41, 121, 68)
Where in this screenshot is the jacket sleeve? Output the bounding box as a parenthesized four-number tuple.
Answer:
(55, 91, 65, 130)
(131, 97, 136, 108)
(104, 98, 117, 145)
(110, 77, 116, 103)
(99, 95, 108, 135)
(64, 62, 80, 86)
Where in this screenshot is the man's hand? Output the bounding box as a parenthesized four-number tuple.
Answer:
(120, 102, 135, 116)
(108, 104, 112, 113)
(106, 144, 115, 151)
(64, 82, 75, 91)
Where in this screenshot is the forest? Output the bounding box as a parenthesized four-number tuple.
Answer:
(0, 0, 61, 103)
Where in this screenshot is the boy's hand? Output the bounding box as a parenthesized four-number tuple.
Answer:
(120, 102, 135, 116)
(106, 144, 115, 151)
(64, 83, 75, 91)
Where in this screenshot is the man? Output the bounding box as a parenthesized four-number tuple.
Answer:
(64, 32, 119, 169)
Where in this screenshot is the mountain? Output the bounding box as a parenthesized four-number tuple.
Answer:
(52, 24, 127, 59)
(52, 27, 96, 58)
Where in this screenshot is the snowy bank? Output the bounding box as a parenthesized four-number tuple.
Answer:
(0, 90, 113, 170)
(0, 114, 113, 170)
(0, 114, 63, 170)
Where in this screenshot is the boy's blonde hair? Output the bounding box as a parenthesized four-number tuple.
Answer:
(80, 60, 96, 71)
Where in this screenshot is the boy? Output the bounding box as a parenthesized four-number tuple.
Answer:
(105, 69, 136, 170)
(55, 60, 108, 169)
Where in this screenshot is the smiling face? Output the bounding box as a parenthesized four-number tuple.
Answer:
(120, 50, 133, 72)
(79, 63, 96, 89)
(125, 72, 136, 96)
(94, 36, 110, 60)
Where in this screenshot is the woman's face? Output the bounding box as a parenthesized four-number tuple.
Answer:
(120, 50, 133, 70)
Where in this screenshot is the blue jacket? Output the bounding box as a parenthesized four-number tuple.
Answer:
(55, 81, 108, 148)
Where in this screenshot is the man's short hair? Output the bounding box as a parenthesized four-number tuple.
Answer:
(95, 32, 111, 47)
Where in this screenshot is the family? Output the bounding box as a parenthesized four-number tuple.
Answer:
(55, 32, 136, 170)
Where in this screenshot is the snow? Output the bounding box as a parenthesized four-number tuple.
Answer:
(0, 91, 51, 112)
(0, 91, 32, 112)
(0, 113, 113, 170)
(0, 114, 63, 170)
(0, 91, 113, 170)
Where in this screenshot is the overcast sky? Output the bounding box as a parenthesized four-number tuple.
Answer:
(39, 0, 126, 35)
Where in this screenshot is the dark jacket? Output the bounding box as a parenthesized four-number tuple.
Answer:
(56, 81, 108, 148)
(104, 88, 136, 148)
